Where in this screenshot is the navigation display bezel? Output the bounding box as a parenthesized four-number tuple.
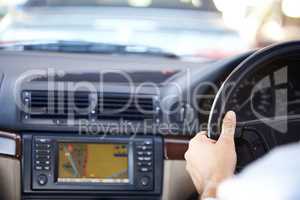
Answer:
(25, 134, 162, 194)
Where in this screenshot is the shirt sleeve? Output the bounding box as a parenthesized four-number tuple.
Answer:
(216, 143, 300, 200)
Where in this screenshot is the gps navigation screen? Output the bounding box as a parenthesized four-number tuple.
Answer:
(58, 143, 129, 183)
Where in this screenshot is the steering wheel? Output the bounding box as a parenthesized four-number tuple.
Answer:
(207, 41, 300, 169)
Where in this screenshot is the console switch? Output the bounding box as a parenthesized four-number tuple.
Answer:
(34, 138, 52, 172)
(135, 140, 153, 177)
(139, 176, 150, 186)
(37, 174, 48, 186)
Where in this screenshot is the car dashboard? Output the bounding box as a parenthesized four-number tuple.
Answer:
(0, 49, 249, 200)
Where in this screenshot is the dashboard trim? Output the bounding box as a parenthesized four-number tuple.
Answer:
(0, 131, 21, 159)
(164, 136, 190, 160)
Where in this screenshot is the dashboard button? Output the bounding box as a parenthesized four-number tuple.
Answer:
(137, 162, 152, 167)
(136, 145, 147, 150)
(142, 146, 147, 150)
(137, 157, 144, 161)
(35, 149, 51, 154)
(137, 145, 153, 151)
(35, 160, 51, 165)
(37, 174, 48, 186)
(35, 143, 51, 149)
(143, 157, 151, 161)
(36, 138, 51, 144)
(45, 160, 50, 165)
(139, 176, 150, 186)
(35, 155, 51, 160)
(139, 167, 151, 172)
(35, 166, 43, 170)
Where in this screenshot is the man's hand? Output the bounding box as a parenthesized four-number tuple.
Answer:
(184, 111, 237, 198)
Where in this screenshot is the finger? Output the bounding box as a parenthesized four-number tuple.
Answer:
(217, 111, 236, 144)
(199, 134, 216, 143)
(207, 138, 217, 144)
(191, 132, 216, 145)
(195, 131, 208, 139)
(188, 131, 207, 146)
(184, 150, 189, 161)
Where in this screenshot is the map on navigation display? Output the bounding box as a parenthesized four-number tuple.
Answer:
(58, 143, 129, 183)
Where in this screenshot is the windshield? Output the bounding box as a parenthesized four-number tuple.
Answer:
(24, 0, 218, 10)
(0, 0, 233, 61)
(0, 0, 300, 62)
(0, 0, 299, 61)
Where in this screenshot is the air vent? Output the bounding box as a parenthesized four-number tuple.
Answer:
(21, 91, 159, 124)
(97, 94, 157, 121)
(22, 90, 90, 122)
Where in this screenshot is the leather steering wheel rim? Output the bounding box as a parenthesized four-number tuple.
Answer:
(208, 40, 300, 143)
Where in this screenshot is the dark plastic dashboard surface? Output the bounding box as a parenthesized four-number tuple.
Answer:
(0, 50, 252, 134)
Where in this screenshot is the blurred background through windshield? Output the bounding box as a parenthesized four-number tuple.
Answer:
(0, 0, 299, 62)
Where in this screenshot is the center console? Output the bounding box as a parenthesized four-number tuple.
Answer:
(22, 134, 163, 200)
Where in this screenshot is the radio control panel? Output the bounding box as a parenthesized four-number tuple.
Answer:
(22, 134, 163, 197)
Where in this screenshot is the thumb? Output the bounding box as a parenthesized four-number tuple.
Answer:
(217, 111, 236, 144)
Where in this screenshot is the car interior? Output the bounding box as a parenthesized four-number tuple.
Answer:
(0, 0, 299, 200)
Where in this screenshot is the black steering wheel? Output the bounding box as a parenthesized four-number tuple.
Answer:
(207, 41, 300, 169)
